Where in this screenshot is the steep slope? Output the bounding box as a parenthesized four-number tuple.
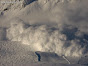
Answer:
(0, 41, 38, 66)
(0, 0, 36, 11)
(0, 0, 88, 66)
(0, 0, 88, 58)
(0, 41, 88, 66)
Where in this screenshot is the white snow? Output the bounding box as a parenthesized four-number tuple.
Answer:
(0, 0, 88, 66)
(6, 21, 85, 57)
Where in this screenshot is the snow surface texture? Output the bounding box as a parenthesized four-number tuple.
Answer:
(0, 41, 38, 66)
(0, 41, 88, 66)
(0, 0, 88, 58)
(0, 0, 34, 11)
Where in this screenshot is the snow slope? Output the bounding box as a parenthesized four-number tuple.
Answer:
(0, 41, 88, 66)
(0, 0, 88, 66)
(0, 0, 88, 57)
(0, 41, 37, 66)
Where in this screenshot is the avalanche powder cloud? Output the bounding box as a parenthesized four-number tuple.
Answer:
(6, 19, 86, 57)
(0, 0, 88, 58)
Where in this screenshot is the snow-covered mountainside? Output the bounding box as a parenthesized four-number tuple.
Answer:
(0, 0, 35, 10)
(0, 0, 88, 64)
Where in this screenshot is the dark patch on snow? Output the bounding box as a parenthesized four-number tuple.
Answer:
(3, 8, 8, 11)
(0, 12, 4, 16)
(35, 51, 68, 63)
(35, 52, 41, 61)
(0, 27, 7, 40)
(23, 0, 38, 7)
(78, 56, 88, 65)
(29, 0, 38, 4)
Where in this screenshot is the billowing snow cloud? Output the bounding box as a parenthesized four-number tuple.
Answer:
(0, 0, 88, 58)
(6, 20, 87, 57)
